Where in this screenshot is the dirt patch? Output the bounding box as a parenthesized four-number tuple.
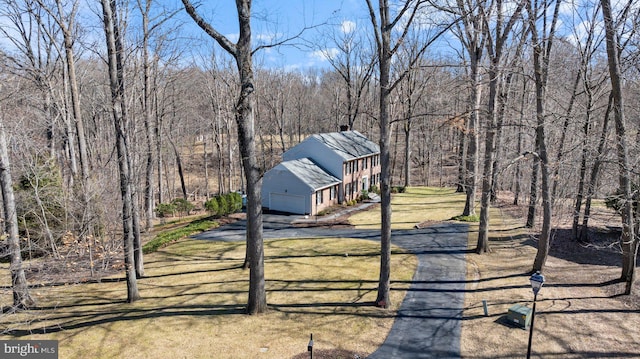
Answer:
(461, 193, 639, 358)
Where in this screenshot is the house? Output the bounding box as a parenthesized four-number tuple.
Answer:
(262, 130, 381, 215)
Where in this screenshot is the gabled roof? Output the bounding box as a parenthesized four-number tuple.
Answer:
(278, 158, 341, 190)
(309, 131, 379, 160)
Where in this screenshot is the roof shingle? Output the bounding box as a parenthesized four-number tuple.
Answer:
(279, 158, 341, 190)
(310, 131, 379, 160)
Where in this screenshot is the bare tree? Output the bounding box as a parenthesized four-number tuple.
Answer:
(476, 0, 526, 253)
(527, 0, 561, 273)
(100, 0, 140, 302)
(319, 20, 376, 131)
(450, 0, 486, 217)
(0, 117, 35, 310)
(365, 0, 448, 308)
(182, 0, 266, 314)
(136, 0, 156, 232)
(35, 0, 90, 185)
(600, 0, 637, 294)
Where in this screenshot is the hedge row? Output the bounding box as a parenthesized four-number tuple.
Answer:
(204, 192, 243, 217)
(156, 198, 195, 217)
(143, 218, 219, 254)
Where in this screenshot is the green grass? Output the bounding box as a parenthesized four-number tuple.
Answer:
(3, 186, 479, 358)
(1, 237, 416, 359)
(349, 186, 468, 229)
(142, 217, 219, 254)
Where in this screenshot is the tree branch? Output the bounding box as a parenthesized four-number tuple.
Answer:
(181, 0, 237, 57)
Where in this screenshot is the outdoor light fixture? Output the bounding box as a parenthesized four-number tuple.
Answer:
(526, 271, 545, 359)
(530, 271, 545, 296)
(307, 333, 314, 359)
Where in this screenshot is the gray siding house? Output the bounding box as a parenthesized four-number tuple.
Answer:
(262, 130, 381, 215)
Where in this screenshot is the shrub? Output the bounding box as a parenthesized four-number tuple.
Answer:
(451, 214, 480, 222)
(217, 195, 230, 216)
(391, 186, 406, 193)
(369, 185, 380, 194)
(172, 198, 194, 216)
(229, 192, 243, 212)
(205, 193, 243, 218)
(143, 218, 219, 254)
(204, 198, 220, 216)
(156, 203, 176, 218)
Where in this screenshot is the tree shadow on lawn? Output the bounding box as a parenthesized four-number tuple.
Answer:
(496, 225, 627, 268)
(2, 275, 398, 337)
(5, 295, 393, 338)
(4, 303, 248, 337)
(533, 227, 624, 268)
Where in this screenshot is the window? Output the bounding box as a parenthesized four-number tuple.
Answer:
(354, 159, 359, 172)
(316, 190, 323, 205)
(330, 186, 336, 200)
(363, 157, 368, 169)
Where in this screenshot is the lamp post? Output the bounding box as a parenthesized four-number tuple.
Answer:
(307, 333, 314, 359)
(526, 271, 545, 359)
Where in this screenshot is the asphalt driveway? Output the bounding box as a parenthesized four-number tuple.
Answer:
(192, 216, 469, 358)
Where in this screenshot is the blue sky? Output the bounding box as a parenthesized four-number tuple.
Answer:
(164, 0, 370, 71)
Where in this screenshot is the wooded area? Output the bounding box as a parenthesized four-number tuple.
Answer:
(0, 0, 638, 312)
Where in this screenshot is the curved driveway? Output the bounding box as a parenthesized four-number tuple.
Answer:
(192, 216, 469, 358)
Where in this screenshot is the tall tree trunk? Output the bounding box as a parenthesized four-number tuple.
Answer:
(203, 137, 210, 198)
(477, 64, 497, 253)
(60, 9, 90, 185)
(141, 0, 155, 232)
(376, 33, 392, 309)
(526, 158, 539, 228)
(403, 118, 412, 188)
(528, 0, 560, 273)
(552, 68, 582, 199)
(0, 121, 34, 310)
(600, 0, 636, 294)
(572, 79, 594, 240)
(182, 0, 266, 314)
(168, 137, 188, 200)
(132, 189, 144, 278)
(463, 58, 481, 216)
(513, 74, 527, 206)
(366, 0, 394, 309)
(456, 125, 466, 193)
(477, 0, 525, 253)
(365, 0, 440, 307)
(155, 103, 164, 205)
(573, 8, 605, 240)
(490, 68, 517, 203)
(101, 0, 140, 303)
(580, 94, 613, 242)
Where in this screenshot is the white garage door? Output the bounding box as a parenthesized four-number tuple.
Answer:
(269, 193, 307, 214)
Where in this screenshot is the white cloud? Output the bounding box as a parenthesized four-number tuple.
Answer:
(226, 33, 239, 43)
(341, 20, 356, 34)
(310, 48, 339, 62)
(256, 32, 282, 43)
